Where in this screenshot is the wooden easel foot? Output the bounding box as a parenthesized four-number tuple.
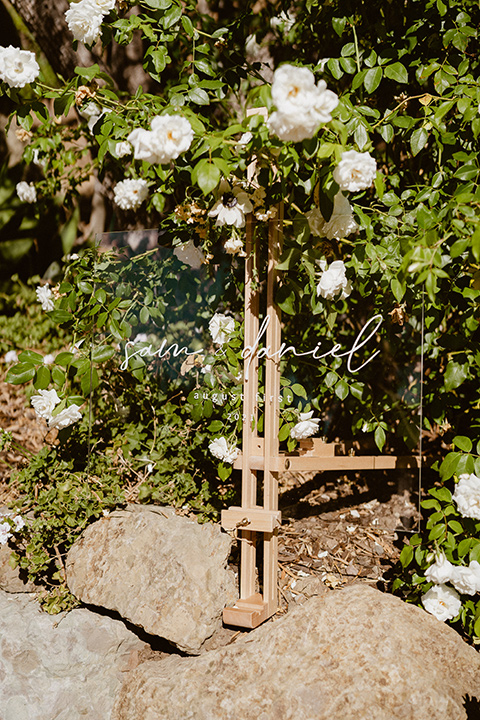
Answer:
(223, 594, 270, 629)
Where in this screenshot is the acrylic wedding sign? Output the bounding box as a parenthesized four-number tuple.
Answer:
(94, 217, 423, 629)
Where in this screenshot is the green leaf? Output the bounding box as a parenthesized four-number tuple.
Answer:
(364, 67, 382, 93)
(188, 87, 210, 105)
(91, 345, 115, 363)
(471, 227, 480, 262)
(444, 360, 469, 391)
(325, 371, 337, 388)
(218, 462, 232, 481)
(163, 4, 182, 28)
(331, 16, 346, 36)
(448, 520, 464, 534)
(6, 362, 36, 384)
(335, 379, 349, 400)
(276, 285, 296, 315)
(374, 425, 386, 451)
(144, 46, 169, 81)
(78, 280, 93, 295)
(18, 350, 43, 363)
(410, 127, 428, 156)
(384, 62, 408, 84)
(51, 367, 66, 386)
(276, 248, 302, 271)
(181, 15, 195, 36)
(278, 423, 291, 442)
(48, 310, 72, 324)
(291, 383, 307, 399)
(354, 124, 368, 150)
(142, 0, 172, 7)
(421, 498, 441, 510)
(34, 365, 50, 390)
(327, 58, 343, 80)
(428, 523, 446, 541)
(391, 278, 405, 302)
(379, 124, 394, 143)
(192, 159, 221, 195)
(55, 351, 75, 367)
(399, 544, 414, 568)
(474, 616, 480, 639)
(470, 544, 480, 563)
(453, 436, 473, 453)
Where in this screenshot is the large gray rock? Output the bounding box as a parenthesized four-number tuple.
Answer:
(66, 505, 237, 654)
(0, 589, 149, 720)
(0, 544, 39, 593)
(112, 584, 480, 720)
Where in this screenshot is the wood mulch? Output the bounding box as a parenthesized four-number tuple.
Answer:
(0, 369, 47, 506)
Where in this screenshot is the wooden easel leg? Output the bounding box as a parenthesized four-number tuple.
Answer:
(262, 204, 283, 617)
(239, 529, 257, 599)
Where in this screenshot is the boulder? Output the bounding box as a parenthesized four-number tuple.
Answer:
(0, 544, 39, 593)
(66, 505, 237, 654)
(112, 584, 480, 720)
(0, 588, 149, 720)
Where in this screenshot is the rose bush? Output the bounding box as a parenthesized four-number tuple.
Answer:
(0, 0, 479, 632)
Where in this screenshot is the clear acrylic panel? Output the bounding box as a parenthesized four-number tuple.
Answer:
(89, 229, 423, 526)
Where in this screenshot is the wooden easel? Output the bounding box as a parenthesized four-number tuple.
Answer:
(221, 207, 418, 629)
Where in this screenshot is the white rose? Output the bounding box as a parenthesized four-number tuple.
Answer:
(208, 437, 238, 464)
(316, 260, 352, 300)
(270, 10, 295, 32)
(209, 312, 235, 345)
(452, 473, 480, 520)
(12, 515, 25, 531)
(48, 404, 82, 430)
(115, 141, 132, 158)
(0, 521, 12, 546)
(333, 149, 377, 192)
(79, 101, 101, 121)
(32, 149, 47, 169)
(173, 240, 205, 269)
(290, 411, 320, 440)
(0, 46, 39, 88)
(267, 110, 319, 143)
(113, 178, 149, 211)
(421, 583, 461, 622)
(128, 115, 194, 165)
(16, 181, 37, 204)
(424, 553, 455, 585)
(208, 180, 253, 228)
(31, 388, 61, 420)
(311, 80, 340, 124)
(450, 563, 480, 596)
(322, 192, 359, 240)
(268, 64, 338, 142)
(91, 0, 115, 11)
(271, 65, 320, 116)
(467, 560, 480, 592)
(65, 0, 104, 45)
(126, 128, 158, 163)
(150, 115, 194, 162)
(4, 350, 18, 363)
(36, 285, 55, 312)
